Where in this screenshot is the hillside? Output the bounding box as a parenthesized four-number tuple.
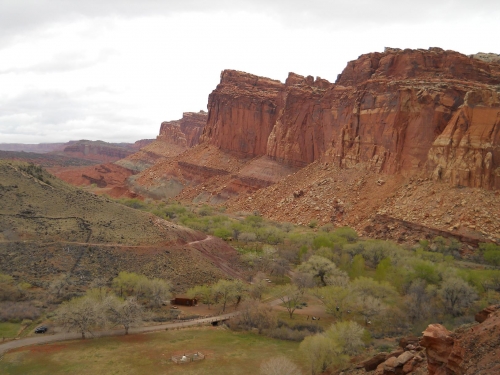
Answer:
(0, 161, 242, 289)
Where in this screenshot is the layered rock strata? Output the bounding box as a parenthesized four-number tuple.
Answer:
(201, 48, 500, 189)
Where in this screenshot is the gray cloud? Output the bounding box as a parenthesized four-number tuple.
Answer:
(0, 89, 154, 143)
(0, 49, 116, 75)
(1, 0, 498, 43)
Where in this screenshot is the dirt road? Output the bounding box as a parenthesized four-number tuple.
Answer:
(0, 298, 283, 354)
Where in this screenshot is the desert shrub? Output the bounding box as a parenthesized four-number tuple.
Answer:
(411, 260, 441, 285)
(277, 320, 324, 334)
(0, 301, 41, 322)
(267, 326, 313, 341)
(0, 284, 22, 302)
(198, 205, 213, 216)
(213, 227, 232, 240)
(312, 235, 333, 250)
(260, 356, 302, 375)
(484, 249, 500, 267)
(230, 304, 277, 333)
(120, 198, 147, 210)
(332, 226, 359, 242)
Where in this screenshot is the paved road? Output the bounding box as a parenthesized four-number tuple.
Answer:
(0, 298, 283, 354)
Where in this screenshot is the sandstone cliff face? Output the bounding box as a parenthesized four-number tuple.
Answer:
(159, 111, 207, 147)
(200, 70, 282, 158)
(201, 48, 500, 189)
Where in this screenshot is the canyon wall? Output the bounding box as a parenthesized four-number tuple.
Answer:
(201, 48, 500, 188)
(62, 141, 133, 162)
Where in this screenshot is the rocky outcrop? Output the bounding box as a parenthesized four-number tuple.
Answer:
(201, 48, 500, 188)
(420, 305, 500, 375)
(470, 52, 500, 64)
(359, 335, 426, 374)
(159, 111, 207, 147)
(118, 112, 207, 172)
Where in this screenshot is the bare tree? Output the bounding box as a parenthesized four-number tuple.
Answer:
(249, 279, 268, 301)
(439, 277, 477, 316)
(237, 303, 277, 334)
(48, 275, 70, 301)
(274, 285, 303, 319)
(404, 278, 431, 323)
(56, 296, 103, 339)
(260, 356, 302, 375)
(292, 272, 315, 291)
(105, 296, 145, 335)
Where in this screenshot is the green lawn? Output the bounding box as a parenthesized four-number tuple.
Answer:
(0, 327, 305, 375)
(0, 322, 21, 339)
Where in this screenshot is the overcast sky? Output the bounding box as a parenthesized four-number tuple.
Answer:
(0, 1, 498, 144)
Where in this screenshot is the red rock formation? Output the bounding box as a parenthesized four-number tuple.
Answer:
(159, 111, 207, 147)
(130, 139, 154, 150)
(118, 112, 207, 172)
(49, 163, 139, 198)
(200, 70, 282, 158)
(201, 48, 500, 188)
(420, 305, 500, 375)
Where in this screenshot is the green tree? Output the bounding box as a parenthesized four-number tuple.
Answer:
(299, 334, 335, 375)
(112, 271, 145, 297)
(213, 279, 245, 312)
(316, 286, 352, 321)
(299, 256, 347, 286)
(375, 257, 392, 282)
(187, 285, 215, 308)
(349, 254, 366, 279)
(326, 321, 366, 355)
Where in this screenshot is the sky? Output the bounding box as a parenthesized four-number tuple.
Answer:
(0, 1, 499, 144)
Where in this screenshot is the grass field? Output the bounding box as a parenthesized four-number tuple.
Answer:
(0, 327, 305, 375)
(0, 322, 21, 339)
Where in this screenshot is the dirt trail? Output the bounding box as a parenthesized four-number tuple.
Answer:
(187, 235, 214, 246)
(187, 236, 243, 279)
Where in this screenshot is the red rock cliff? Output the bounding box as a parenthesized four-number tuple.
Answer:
(200, 70, 282, 158)
(159, 111, 207, 147)
(201, 48, 500, 188)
